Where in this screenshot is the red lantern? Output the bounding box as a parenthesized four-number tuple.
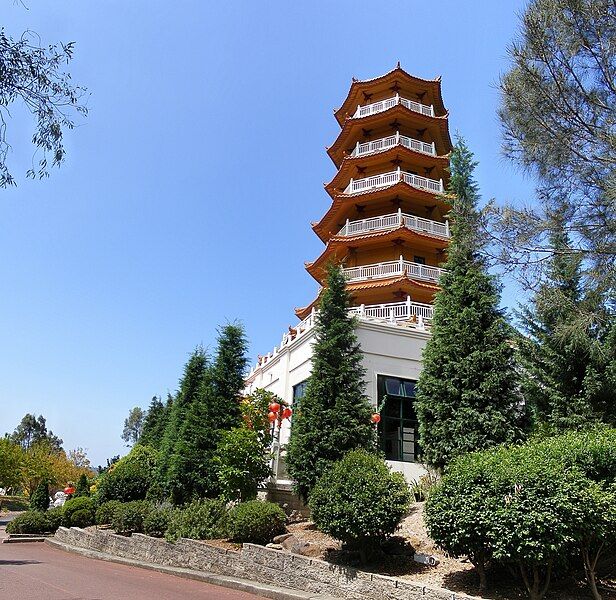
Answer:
(282, 407, 292, 420)
(268, 402, 281, 413)
(370, 413, 381, 424)
(64, 486, 75, 495)
(267, 411, 277, 423)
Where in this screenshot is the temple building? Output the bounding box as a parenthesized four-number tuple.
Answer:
(245, 65, 452, 487)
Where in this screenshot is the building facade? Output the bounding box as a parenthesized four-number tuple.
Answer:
(246, 65, 452, 486)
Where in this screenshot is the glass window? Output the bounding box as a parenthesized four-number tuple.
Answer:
(377, 375, 419, 463)
(413, 255, 426, 265)
(292, 380, 308, 404)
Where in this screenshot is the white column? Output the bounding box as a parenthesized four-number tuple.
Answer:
(445, 219, 450, 237)
(398, 207, 403, 225)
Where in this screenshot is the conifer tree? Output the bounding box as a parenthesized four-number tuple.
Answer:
(139, 395, 170, 449)
(30, 480, 50, 511)
(415, 138, 523, 470)
(151, 348, 209, 500)
(286, 264, 376, 501)
(74, 473, 90, 497)
(518, 205, 616, 428)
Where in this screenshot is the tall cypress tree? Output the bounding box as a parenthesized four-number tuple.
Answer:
(286, 263, 376, 501)
(151, 348, 209, 500)
(518, 203, 615, 429)
(415, 138, 522, 470)
(139, 395, 172, 449)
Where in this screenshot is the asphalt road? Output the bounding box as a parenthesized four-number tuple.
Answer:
(0, 540, 264, 600)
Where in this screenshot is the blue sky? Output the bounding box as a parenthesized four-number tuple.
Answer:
(1, 1, 535, 466)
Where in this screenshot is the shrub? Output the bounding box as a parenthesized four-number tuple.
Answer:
(6, 511, 50, 534)
(29, 480, 50, 512)
(165, 499, 229, 542)
(95, 500, 122, 525)
(46, 507, 65, 531)
(214, 427, 271, 501)
(228, 500, 286, 545)
(97, 445, 158, 503)
(143, 506, 173, 538)
(426, 429, 616, 599)
(309, 450, 412, 561)
(111, 500, 152, 535)
(74, 474, 90, 497)
(63, 496, 96, 527)
(70, 508, 94, 528)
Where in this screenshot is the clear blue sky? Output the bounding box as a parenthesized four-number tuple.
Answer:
(1, 1, 535, 466)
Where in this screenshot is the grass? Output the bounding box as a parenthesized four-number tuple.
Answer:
(0, 496, 29, 513)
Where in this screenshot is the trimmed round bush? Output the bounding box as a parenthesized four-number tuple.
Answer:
(70, 508, 94, 528)
(111, 500, 152, 535)
(97, 445, 158, 503)
(6, 511, 50, 534)
(228, 500, 286, 545)
(95, 500, 122, 525)
(143, 507, 172, 538)
(309, 450, 412, 557)
(165, 499, 229, 542)
(63, 496, 96, 527)
(46, 507, 65, 531)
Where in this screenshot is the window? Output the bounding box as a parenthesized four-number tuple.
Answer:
(413, 255, 426, 265)
(377, 375, 419, 463)
(292, 380, 308, 405)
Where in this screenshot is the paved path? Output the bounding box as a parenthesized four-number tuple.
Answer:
(0, 539, 264, 600)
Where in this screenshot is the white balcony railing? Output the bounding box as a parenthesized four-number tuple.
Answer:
(247, 299, 433, 377)
(343, 257, 446, 284)
(344, 167, 444, 195)
(353, 93, 434, 119)
(349, 298, 434, 324)
(338, 209, 450, 238)
(351, 132, 436, 158)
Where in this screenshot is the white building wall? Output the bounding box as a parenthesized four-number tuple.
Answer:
(245, 320, 430, 484)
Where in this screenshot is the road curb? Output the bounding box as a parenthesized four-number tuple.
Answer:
(45, 538, 337, 600)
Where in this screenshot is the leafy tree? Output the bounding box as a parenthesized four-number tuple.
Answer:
(415, 138, 523, 470)
(0, 26, 87, 187)
(10, 413, 63, 451)
(0, 438, 23, 492)
(29, 479, 50, 512)
(286, 263, 376, 501)
(517, 204, 615, 429)
(67, 447, 91, 470)
(139, 395, 172, 449)
(240, 389, 277, 445)
(121, 406, 144, 446)
(491, 0, 615, 297)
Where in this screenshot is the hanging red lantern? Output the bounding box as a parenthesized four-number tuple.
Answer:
(267, 411, 277, 423)
(282, 407, 292, 420)
(64, 486, 75, 495)
(370, 413, 381, 424)
(268, 402, 281, 413)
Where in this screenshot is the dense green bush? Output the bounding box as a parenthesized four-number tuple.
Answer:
(309, 450, 412, 561)
(143, 506, 173, 538)
(214, 427, 271, 501)
(6, 511, 51, 534)
(29, 480, 50, 512)
(95, 500, 122, 525)
(46, 507, 65, 531)
(62, 496, 96, 527)
(111, 500, 153, 535)
(228, 500, 286, 545)
(165, 499, 229, 542)
(97, 445, 158, 503)
(425, 429, 616, 599)
(74, 473, 91, 497)
(70, 508, 94, 528)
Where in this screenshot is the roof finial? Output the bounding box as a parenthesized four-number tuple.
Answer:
(352, 76, 357, 82)
(396, 60, 401, 68)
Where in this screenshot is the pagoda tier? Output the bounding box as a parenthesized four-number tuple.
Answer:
(299, 65, 452, 321)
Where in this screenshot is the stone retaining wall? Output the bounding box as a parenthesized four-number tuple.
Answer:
(54, 527, 478, 600)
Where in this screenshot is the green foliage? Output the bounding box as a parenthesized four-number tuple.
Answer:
(121, 407, 145, 446)
(95, 500, 122, 525)
(240, 389, 276, 445)
(97, 445, 158, 503)
(111, 500, 153, 535)
(62, 496, 95, 527)
(309, 450, 411, 559)
(165, 499, 229, 542)
(46, 507, 64, 531)
(6, 511, 51, 534)
(0, 438, 24, 491)
(143, 507, 172, 538)
(228, 500, 287, 545)
(70, 508, 94, 528)
(287, 264, 377, 501)
(29, 480, 50, 512)
(74, 473, 90, 497)
(415, 138, 523, 470)
(10, 413, 63, 451)
(425, 429, 616, 599)
(139, 395, 172, 449)
(214, 428, 271, 502)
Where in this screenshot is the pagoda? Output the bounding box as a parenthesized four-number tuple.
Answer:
(297, 64, 452, 324)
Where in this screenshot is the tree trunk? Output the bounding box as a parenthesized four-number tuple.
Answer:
(519, 562, 552, 600)
(582, 546, 603, 600)
(476, 562, 488, 591)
